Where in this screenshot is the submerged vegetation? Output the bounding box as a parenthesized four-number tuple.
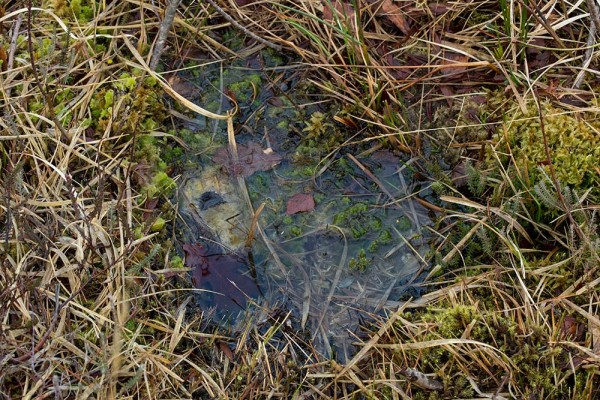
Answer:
(1, 0, 600, 399)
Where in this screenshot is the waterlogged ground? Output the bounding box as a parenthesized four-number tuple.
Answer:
(174, 50, 432, 359)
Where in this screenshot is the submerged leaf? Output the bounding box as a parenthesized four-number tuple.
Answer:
(183, 243, 260, 312)
(213, 142, 282, 177)
(286, 193, 315, 215)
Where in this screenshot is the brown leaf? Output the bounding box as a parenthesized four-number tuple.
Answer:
(0, 45, 7, 72)
(286, 193, 315, 215)
(380, 0, 411, 35)
(166, 75, 197, 99)
(560, 315, 585, 341)
(217, 341, 235, 361)
(440, 52, 469, 77)
(428, 3, 451, 15)
(370, 150, 400, 176)
(132, 162, 153, 187)
(451, 160, 467, 187)
(142, 198, 159, 222)
(439, 85, 455, 107)
(213, 142, 282, 177)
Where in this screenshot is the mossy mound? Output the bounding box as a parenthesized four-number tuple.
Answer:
(503, 102, 600, 190)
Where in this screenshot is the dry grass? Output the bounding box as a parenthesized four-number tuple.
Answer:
(1, 0, 600, 398)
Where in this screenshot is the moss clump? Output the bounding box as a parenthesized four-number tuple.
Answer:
(142, 172, 176, 200)
(349, 248, 370, 271)
(394, 296, 594, 399)
(504, 101, 600, 189)
(227, 73, 261, 103)
(301, 111, 349, 152)
(333, 202, 371, 238)
(50, 0, 94, 21)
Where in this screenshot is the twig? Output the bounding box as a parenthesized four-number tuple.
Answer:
(587, 0, 600, 32)
(149, 0, 181, 71)
(7, 15, 22, 73)
(205, 0, 282, 52)
(574, 0, 600, 88)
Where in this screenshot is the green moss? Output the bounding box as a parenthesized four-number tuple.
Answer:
(150, 217, 166, 232)
(115, 73, 137, 92)
(70, 0, 94, 21)
(227, 74, 261, 103)
(349, 248, 370, 271)
(503, 101, 600, 190)
(303, 112, 333, 141)
(378, 229, 393, 244)
(143, 171, 176, 200)
(395, 215, 412, 231)
(169, 255, 184, 270)
(367, 240, 379, 253)
(35, 38, 54, 59)
(332, 202, 394, 242)
(289, 225, 303, 237)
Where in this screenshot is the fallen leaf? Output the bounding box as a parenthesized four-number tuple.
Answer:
(379, 0, 411, 35)
(286, 193, 315, 215)
(197, 191, 226, 211)
(166, 75, 198, 99)
(427, 3, 451, 15)
(132, 161, 153, 187)
(399, 367, 443, 391)
(183, 243, 260, 312)
(440, 52, 469, 77)
(560, 315, 585, 341)
(370, 150, 400, 177)
(213, 142, 282, 177)
(143, 198, 159, 222)
(217, 341, 235, 361)
(439, 85, 455, 106)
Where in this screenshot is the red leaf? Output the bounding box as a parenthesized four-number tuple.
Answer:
(183, 243, 260, 312)
(213, 142, 282, 177)
(286, 193, 315, 215)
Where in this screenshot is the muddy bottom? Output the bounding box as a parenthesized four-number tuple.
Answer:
(175, 51, 433, 360)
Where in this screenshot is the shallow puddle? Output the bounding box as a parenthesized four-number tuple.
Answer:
(176, 52, 432, 360)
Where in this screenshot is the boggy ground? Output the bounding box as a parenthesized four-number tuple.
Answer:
(1, 0, 599, 399)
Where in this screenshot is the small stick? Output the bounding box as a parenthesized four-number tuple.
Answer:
(149, 0, 181, 70)
(574, 0, 600, 88)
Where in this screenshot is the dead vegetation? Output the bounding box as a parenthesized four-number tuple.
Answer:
(1, 0, 600, 398)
